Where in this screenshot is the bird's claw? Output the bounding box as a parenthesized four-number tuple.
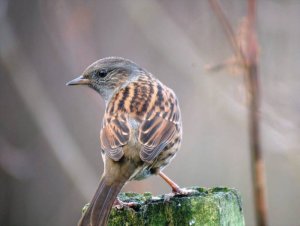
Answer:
(164, 188, 198, 202)
(172, 187, 197, 196)
(113, 198, 138, 209)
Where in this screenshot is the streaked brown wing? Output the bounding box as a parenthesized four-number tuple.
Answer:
(138, 87, 181, 163)
(100, 113, 130, 161)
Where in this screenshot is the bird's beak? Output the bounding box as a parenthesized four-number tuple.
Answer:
(66, 75, 91, 86)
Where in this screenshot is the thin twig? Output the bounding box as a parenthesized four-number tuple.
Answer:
(246, 1, 268, 226)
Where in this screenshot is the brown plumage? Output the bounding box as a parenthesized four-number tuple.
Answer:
(67, 57, 183, 226)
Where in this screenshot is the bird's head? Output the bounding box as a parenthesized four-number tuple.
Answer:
(67, 57, 143, 101)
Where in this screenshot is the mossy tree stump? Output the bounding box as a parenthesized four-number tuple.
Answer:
(83, 187, 245, 226)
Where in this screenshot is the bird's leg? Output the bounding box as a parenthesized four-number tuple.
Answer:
(113, 197, 138, 209)
(158, 171, 183, 194)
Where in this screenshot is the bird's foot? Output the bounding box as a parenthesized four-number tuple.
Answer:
(113, 198, 138, 209)
(172, 187, 197, 196)
(164, 187, 198, 202)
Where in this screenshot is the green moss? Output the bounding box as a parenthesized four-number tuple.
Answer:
(105, 187, 245, 226)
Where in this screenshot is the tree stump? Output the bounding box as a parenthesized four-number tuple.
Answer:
(98, 187, 245, 226)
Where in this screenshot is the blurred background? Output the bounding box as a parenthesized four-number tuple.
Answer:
(0, 0, 299, 225)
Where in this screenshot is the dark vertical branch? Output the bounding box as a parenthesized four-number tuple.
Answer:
(246, 1, 268, 226)
(208, 0, 268, 225)
(247, 63, 268, 226)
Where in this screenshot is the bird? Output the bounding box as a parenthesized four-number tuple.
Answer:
(67, 57, 184, 226)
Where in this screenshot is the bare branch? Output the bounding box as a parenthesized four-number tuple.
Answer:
(208, 1, 268, 225)
(209, 0, 246, 65)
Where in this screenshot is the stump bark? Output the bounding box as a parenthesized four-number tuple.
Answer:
(83, 187, 245, 226)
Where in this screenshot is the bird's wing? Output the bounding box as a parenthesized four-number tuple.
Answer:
(139, 86, 181, 163)
(100, 113, 130, 161)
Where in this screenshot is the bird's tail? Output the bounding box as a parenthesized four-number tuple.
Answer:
(78, 175, 125, 226)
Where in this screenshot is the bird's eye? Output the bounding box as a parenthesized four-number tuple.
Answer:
(94, 70, 107, 78)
